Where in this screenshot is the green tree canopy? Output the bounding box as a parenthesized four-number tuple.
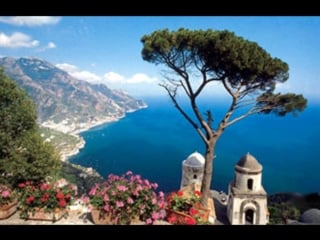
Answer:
(0, 69, 60, 187)
(141, 28, 307, 206)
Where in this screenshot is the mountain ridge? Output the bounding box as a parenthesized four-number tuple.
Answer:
(0, 56, 147, 134)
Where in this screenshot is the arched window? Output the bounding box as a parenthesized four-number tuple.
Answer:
(193, 174, 197, 179)
(247, 179, 253, 190)
(245, 209, 254, 224)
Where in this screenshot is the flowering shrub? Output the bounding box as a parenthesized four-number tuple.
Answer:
(166, 189, 202, 212)
(0, 185, 16, 206)
(166, 189, 209, 225)
(17, 178, 77, 219)
(86, 171, 166, 225)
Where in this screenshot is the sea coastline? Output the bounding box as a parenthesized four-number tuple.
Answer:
(55, 104, 148, 162)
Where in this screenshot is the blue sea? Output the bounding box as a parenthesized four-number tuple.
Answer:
(69, 96, 320, 195)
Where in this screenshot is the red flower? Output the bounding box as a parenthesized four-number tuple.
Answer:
(194, 190, 202, 197)
(177, 191, 183, 197)
(167, 214, 177, 224)
(40, 183, 50, 191)
(166, 189, 205, 225)
(26, 196, 35, 205)
(189, 207, 199, 216)
(65, 194, 72, 201)
(58, 199, 67, 208)
(41, 193, 49, 203)
(185, 216, 197, 225)
(166, 192, 175, 202)
(56, 191, 64, 199)
(17, 179, 77, 220)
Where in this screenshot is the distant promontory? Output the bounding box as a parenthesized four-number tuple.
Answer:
(0, 56, 147, 160)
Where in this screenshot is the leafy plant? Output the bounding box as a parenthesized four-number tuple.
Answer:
(17, 178, 77, 220)
(166, 189, 209, 225)
(0, 69, 61, 187)
(86, 171, 166, 224)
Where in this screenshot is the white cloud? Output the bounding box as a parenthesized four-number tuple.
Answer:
(56, 64, 160, 96)
(0, 32, 39, 48)
(70, 71, 101, 83)
(103, 72, 160, 97)
(36, 41, 57, 52)
(56, 63, 101, 83)
(56, 63, 78, 73)
(47, 42, 56, 49)
(0, 16, 61, 26)
(104, 72, 125, 83)
(103, 72, 157, 85)
(127, 73, 157, 84)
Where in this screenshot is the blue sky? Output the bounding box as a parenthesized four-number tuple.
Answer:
(0, 16, 319, 102)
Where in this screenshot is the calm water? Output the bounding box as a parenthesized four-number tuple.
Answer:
(70, 96, 320, 195)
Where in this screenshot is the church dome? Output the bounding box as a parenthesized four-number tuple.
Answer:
(299, 208, 320, 224)
(183, 151, 205, 167)
(235, 153, 262, 173)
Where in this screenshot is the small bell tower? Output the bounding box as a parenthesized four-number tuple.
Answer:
(227, 153, 269, 225)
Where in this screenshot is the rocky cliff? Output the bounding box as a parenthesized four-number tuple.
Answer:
(0, 57, 147, 133)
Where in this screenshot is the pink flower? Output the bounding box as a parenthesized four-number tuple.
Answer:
(146, 218, 152, 224)
(132, 190, 139, 196)
(117, 185, 128, 191)
(144, 179, 150, 187)
(103, 194, 109, 201)
(87, 171, 165, 224)
(116, 201, 124, 208)
(159, 209, 166, 219)
(89, 187, 97, 196)
(158, 201, 165, 208)
(152, 197, 157, 205)
(152, 211, 160, 220)
(136, 185, 143, 192)
(1, 190, 9, 198)
(151, 183, 158, 189)
(104, 204, 110, 212)
(81, 196, 90, 204)
(127, 197, 134, 204)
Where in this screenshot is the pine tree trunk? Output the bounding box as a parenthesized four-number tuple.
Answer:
(200, 140, 216, 208)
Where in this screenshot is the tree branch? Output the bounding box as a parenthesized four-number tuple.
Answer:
(190, 98, 214, 142)
(222, 77, 235, 98)
(194, 75, 221, 98)
(179, 80, 191, 98)
(225, 108, 258, 127)
(159, 83, 209, 145)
